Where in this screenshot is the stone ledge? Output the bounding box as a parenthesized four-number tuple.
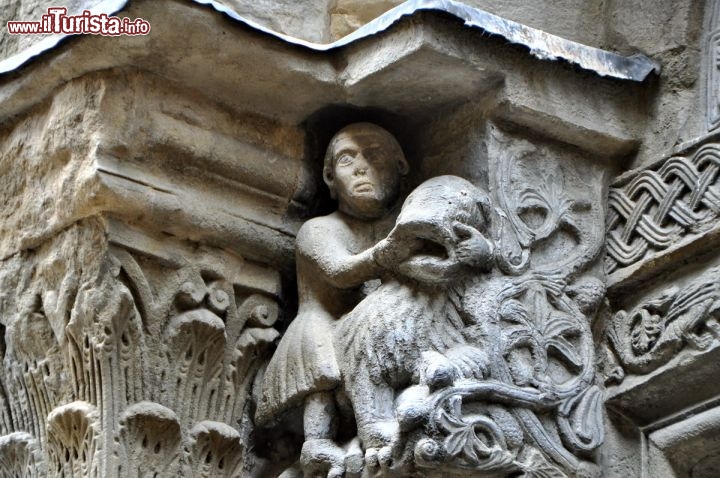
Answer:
(1, 0, 659, 81)
(606, 345, 720, 427)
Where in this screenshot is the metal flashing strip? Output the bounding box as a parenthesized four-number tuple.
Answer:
(0, 0, 659, 81)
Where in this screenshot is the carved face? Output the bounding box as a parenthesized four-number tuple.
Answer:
(325, 124, 408, 218)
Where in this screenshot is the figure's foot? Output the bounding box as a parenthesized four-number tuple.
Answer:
(344, 438, 364, 478)
(365, 445, 394, 476)
(300, 438, 345, 478)
(357, 420, 401, 476)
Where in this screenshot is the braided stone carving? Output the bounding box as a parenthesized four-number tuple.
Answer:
(606, 143, 720, 273)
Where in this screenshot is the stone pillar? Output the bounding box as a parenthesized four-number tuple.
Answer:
(0, 68, 312, 475)
(601, 1, 720, 476)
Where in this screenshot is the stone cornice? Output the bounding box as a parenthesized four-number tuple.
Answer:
(0, 0, 656, 270)
(1, 0, 658, 81)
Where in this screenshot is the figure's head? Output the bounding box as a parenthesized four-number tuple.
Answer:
(323, 123, 409, 218)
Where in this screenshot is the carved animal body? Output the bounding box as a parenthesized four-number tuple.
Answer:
(334, 176, 492, 442)
(337, 278, 468, 390)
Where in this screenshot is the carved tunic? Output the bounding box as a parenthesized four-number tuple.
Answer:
(256, 213, 393, 423)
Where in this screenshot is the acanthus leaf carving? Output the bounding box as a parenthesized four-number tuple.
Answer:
(0, 431, 43, 478)
(46, 401, 100, 477)
(118, 401, 183, 478)
(184, 421, 244, 477)
(0, 218, 282, 477)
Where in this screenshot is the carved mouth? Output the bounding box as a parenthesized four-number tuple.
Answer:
(417, 238, 449, 259)
(354, 182, 374, 192)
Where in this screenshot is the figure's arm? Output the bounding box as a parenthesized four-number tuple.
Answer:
(397, 255, 463, 283)
(317, 245, 382, 289)
(297, 220, 402, 289)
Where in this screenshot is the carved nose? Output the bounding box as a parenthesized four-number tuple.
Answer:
(354, 167, 367, 176)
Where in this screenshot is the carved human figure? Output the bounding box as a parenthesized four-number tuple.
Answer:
(255, 123, 414, 477)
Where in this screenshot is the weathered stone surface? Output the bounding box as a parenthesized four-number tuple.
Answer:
(0, 0, 716, 477)
(0, 70, 310, 268)
(330, 0, 607, 46)
(0, 0, 333, 64)
(252, 118, 610, 477)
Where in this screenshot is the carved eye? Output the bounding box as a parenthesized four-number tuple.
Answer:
(337, 154, 353, 166)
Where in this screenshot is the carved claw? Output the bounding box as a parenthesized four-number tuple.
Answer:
(604, 366, 625, 385)
(683, 300, 716, 350)
(445, 345, 490, 380)
(688, 331, 714, 350)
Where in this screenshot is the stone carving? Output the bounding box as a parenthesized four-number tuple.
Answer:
(46, 402, 100, 477)
(0, 0, 706, 475)
(607, 267, 720, 377)
(186, 421, 245, 477)
(118, 402, 183, 477)
(491, 133, 604, 279)
(256, 122, 414, 476)
(708, 35, 720, 131)
(606, 143, 720, 273)
(257, 124, 605, 477)
(0, 221, 280, 476)
(708, 0, 720, 131)
(0, 432, 43, 477)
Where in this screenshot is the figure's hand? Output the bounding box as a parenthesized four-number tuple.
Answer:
(373, 233, 422, 270)
(373, 238, 400, 270)
(453, 223, 493, 270)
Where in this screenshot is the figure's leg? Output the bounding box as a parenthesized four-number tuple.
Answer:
(347, 366, 397, 446)
(345, 366, 400, 473)
(301, 392, 345, 478)
(305, 391, 337, 440)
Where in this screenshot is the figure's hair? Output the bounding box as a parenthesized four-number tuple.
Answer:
(323, 122, 409, 198)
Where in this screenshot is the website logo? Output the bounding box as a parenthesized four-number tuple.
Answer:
(7, 7, 150, 36)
